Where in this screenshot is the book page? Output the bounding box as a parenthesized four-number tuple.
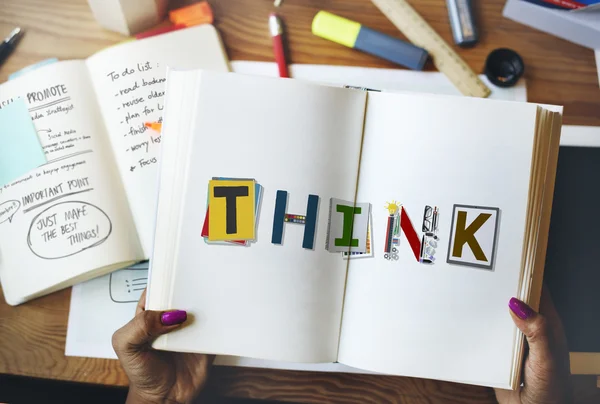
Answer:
(337, 92, 540, 387)
(86, 25, 230, 257)
(149, 71, 367, 363)
(0, 61, 143, 305)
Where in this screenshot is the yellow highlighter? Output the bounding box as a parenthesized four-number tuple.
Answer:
(312, 11, 429, 71)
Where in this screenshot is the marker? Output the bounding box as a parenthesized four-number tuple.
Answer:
(144, 122, 162, 132)
(446, 0, 479, 47)
(312, 11, 428, 71)
(269, 13, 290, 78)
(0, 28, 24, 68)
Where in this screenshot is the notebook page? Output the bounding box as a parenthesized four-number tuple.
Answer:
(149, 71, 366, 362)
(86, 25, 230, 257)
(337, 92, 539, 387)
(0, 61, 142, 305)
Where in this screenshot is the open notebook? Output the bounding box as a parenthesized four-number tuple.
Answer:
(147, 71, 562, 389)
(0, 25, 229, 305)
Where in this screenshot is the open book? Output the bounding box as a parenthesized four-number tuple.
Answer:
(148, 71, 562, 389)
(0, 26, 229, 305)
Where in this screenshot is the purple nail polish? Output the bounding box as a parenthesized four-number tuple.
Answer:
(161, 310, 187, 326)
(508, 298, 535, 320)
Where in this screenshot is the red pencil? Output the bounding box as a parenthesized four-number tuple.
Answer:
(269, 13, 289, 78)
(540, 0, 585, 9)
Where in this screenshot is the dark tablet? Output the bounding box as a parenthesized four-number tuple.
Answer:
(545, 145, 600, 353)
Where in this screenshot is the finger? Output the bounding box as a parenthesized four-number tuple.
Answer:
(136, 288, 147, 315)
(508, 297, 553, 368)
(113, 309, 187, 353)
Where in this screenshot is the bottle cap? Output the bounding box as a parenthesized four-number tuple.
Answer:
(484, 48, 525, 88)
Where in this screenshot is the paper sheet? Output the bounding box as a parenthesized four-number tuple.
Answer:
(230, 61, 528, 102)
(66, 62, 528, 371)
(66, 262, 148, 359)
(0, 99, 46, 187)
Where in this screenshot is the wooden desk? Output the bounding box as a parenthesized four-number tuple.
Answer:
(1, 0, 599, 403)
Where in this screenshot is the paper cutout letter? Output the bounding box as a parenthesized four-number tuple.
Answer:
(271, 190, 319, 249)
(382, 201, 424, 262)
(335, 205, 361, 247)
(419, 205, 440, 264)
(208, 180, 255, 241)
(400, 208, 422, 262)
(214, 186, 248, 234)
(447, 205, 500, 270)
(326, 198, 370, 253)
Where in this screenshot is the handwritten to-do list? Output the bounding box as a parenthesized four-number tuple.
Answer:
(84, 25, 231, 255)
(106, 61, 164, 174)
(88, 55, 173, 256)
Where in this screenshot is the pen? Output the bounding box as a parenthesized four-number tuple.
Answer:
(0, 28, 24, 67)
(269, 13, 290, 78)
(446, 0, 479, 47)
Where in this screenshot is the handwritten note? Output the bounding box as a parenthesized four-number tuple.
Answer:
(0, 60, 142, 305)
(86, 25, 230, 256)
(105, 61, 164, 173)
(28, 201, 112, 259)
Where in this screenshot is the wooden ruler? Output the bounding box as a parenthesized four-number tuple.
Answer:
(371, 0, 491, 98)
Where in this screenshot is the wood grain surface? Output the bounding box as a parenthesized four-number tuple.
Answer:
(1, 0, 599, 403)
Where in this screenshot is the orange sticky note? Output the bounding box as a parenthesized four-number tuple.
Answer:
(169, 2, 214, 27)
(144, 122, 162, 132)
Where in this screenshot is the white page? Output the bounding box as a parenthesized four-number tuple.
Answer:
(0, 61, 142, 305)
(66, 262, 148, 359)
(149, 71, 367, 363)
(337, 92, 539, 387)
(230, 61, 528, 102)
(86, 25, 230, 257)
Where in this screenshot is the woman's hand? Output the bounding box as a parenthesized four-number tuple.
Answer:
(495, 288, 572, 404)
(112, 289, 213, 404)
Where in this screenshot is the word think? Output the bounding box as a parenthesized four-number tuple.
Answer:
(207, 180, 501, 270)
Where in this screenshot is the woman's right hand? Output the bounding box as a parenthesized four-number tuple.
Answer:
(495, 288, 572, 404)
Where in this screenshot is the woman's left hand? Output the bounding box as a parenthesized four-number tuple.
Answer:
(112, 289, 213, 404)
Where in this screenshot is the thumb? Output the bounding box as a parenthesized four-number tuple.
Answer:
(113, 309, 187, 354)
(508, 297, 553, 372)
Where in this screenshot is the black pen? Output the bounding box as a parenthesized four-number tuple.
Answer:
(0, 28, 24, 67)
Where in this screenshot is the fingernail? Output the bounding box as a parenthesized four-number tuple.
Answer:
(509, 298, 535, 320)
(161, 310, 187, 326)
